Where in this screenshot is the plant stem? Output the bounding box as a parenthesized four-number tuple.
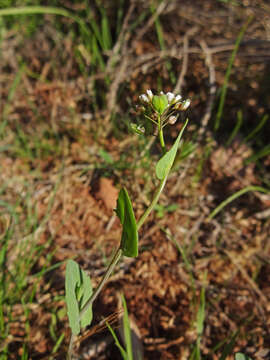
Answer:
(67, 334, 75, 360)
(137, 121, 168, 229)
(159, 129, 166, 154)
(136, 174, 168, 231)
(79, 248, 123, 320)
(158, 116, 166, 154)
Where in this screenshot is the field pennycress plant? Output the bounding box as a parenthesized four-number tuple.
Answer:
(65, 90, 190, 359)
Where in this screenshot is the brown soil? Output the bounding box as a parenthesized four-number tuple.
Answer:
(0, 1, 269, 359)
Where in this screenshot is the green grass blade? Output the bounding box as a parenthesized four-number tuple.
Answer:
(88, 15, 103, 48)
(208, 186, 269, 219)
(218, 331, 238, 360)
(197, 274, 206, 334)
(244, 144, 270, 164)
(121, 294, 133, 360)
(165, 230, 196, 296)
(91, 35, 106, 70)
(152, 5, 165, 51)
(226, 110, 243, 146)
(107, 321, 128, 360)
(244, 114, 269, 142)
(151, 1, 175, 83)
(52, 332, 65, 354)
(197, 273, 207, 360)
(101, 12, 112, 50)
(116, 0, 124, 35)
(215, 16, 252, 131)
(0, 64, 24, 137)
(0, 6, 91, 38)
(0, 223, 11, 336)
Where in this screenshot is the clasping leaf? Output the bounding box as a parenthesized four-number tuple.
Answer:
(156, 119, 188, 180)
(115, 188, 138, 257)
(65, 259, 93, 335)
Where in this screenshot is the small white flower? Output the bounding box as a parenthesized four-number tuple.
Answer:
(166, 92, 175, 103)
(139, 94, 149, 103)
(138, 125, 145, 133)
(181, 99, 191, 110)
(175, 94, 182, 102)
(146, 89, 153, 100)
(168, 115, 177, 125)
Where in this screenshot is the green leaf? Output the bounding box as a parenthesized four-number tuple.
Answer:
(65, 260, 93, 335)
(152, 94, 168, 114)
(65, 260, 80, 335)
(107, 321, 128, 360)
(115, 188, 138, 257)
(99, 148, 113, 164)
(197, 281, 206, 336)
(156, 119, 188, 180)
(235, 353, 253, 360)
(80, 269, 93, 329)
(121, 294, 133, 360)
(218, 331, 238, 360)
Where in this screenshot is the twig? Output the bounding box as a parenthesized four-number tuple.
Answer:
(197, 39, 217, 142)
(224, 249, 269, 308)
(105, 55, 129, 121)
(132, 0, 169, 45)
(174, 27, 199, 94)
(105, 1, 135, 73)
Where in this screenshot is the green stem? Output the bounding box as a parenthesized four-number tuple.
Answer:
(157, 115, 166, 154)
(136, 116, 168, 229)
(159, 129, 166, 154)
(79, 248, 122, 320)
(137, 174, 168, 230)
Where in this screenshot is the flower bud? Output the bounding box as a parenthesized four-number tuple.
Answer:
(139, 94, 149, 103)
(131, 123, 145, 135)
(174, 98, 191, 111)
(166, 92, 175, 103)
(146, 89, 153, 100)
(168, 115, 177, 125)
(152, 94, 168, 115)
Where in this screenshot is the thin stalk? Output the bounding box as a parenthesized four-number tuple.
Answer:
(158, 116, 166, 154)
(67, 334, 75, 360)
(136, 173, 168, 230)
(79, 248, 122, 320)
(159, 129, 166, 154)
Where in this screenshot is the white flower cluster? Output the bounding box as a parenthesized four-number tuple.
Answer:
(139, 89, 191, 111)
(136, 89, 190, 131)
